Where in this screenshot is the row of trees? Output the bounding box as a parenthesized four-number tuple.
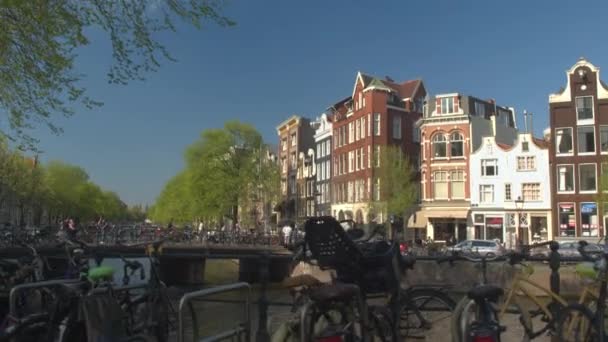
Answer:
(0, 140, 142, 226)
(149, 121, 280, 226)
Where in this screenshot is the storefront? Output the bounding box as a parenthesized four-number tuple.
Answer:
(580, 202, 599, 237)
(558, 203, 576, 238)
(472, 213, 504, 242)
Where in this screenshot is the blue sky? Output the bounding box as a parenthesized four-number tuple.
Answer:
(30, 0, 608, 205)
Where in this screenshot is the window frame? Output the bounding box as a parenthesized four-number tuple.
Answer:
(521, 183, 541, 202)
(580, 202, 599, 237)
(555, 127, 574, 156)
(557, 164, 575, 194)
(373, 113, 381, 136)
(516, 156, 536, 171)
(576, 96, 594, 124)
(579, 163, 598, 194)
(439, 97, 455, 115)
(481, 159, 498, 177)
(600, 125, 608, 154)
(479, 184, 494, 204)
(450, 131, 464, 158)
(450, 170, 465, 199)
(558, 202, 577, 238)
(577, 125, 596, 155)
(505, 183, 512, 201)
(392, 115, 402, 139)
(433, 171, 448, 200)
(432, 134, 447, 159)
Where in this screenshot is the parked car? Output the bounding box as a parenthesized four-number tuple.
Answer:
(530, 241, 606, 258)
(444, 239, 506, 257)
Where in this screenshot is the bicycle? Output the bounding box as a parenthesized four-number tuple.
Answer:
(556, 240, 608, 342)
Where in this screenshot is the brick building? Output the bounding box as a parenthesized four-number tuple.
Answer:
(276, 115, 315, 224)
(331, 72, 426, 224)
(549, 58, 608, 239)
(413, 94, 517, 241)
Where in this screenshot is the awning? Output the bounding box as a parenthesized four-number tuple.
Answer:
(424, 209, 468, 219)
(406, 211, 427, 229)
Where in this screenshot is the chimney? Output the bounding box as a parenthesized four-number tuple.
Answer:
(523, 110, 528, 133)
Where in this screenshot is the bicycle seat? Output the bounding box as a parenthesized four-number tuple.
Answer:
(467, 285, 503, 302)
(282, 274, 323, 288)
(88, 266, 115, 282)
(309, 283, 360, 303)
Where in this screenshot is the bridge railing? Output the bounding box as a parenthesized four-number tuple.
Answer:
(178, 282, 252, 342)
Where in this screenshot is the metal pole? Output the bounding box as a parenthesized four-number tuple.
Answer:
(548, 241, 561, 328)
(256, 251, 271, 342)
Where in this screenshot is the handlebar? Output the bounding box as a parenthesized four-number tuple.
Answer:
(120, 257, 145, 284)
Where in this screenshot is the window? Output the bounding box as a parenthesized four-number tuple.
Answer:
(559, 203, 576, 237)
(348, 122, 354, 144)
(326, 160, 330, 180)
(413, 126, 420, 142)
(290, 152, 296, 169)
(522, 183, 540, 201)
(281, 157, 287, 173)
(517, 156, 536, 171)
(367, 114, 371, 137)
(317, 144, 321, 159)
(392, 116, 402, 139)
(361, 147, 365, 170)
(374, 145, 381, 167)
(355, 149, 360, 171)
(505, 183, 512, 201)
(373, 178, 381, 201)
(368, 145, 371, 168)
(348, 151, 354, 173)
(556, 128, 573, 154)
(474, 102, 486, 117)
(291, 133, 296, 146)
(579, 164, 597, 192)
(433, 171, 448, 199)
(355, 119, 360, 141)
(601, 126, 608, 153)
(576, 96, 594, 121)
(450, 170, 465, 199)
(578, 126, 595, 154)
(481, 159, 498, 176)
(479, 185, 494, 203)
(439, 97, 455, 114)
(522, 142, 529, 152)
(373, 113, 381, 136)
(450, 132, 464, 157)
(432, 134, 447, 158)
(557, 165, 574, 192)
(581, 202, 599, 237)
(361, 118, 366, 139)
(281, 138, 287, 151)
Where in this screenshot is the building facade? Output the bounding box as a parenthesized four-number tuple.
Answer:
(331, 72, 426, 224)
(312, 109, 339, 216)
(470, 133, 552, 246)
(297, 148, 317, 220)
(414, 94, 518, 241)
(276, 115, 315, 223)
(549, 58, 608, 239)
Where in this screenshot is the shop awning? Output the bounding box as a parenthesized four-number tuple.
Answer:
(424, 209, 468, 219)
(406, 211, 427, 228)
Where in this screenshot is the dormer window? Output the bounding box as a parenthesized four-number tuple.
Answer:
(438, 97, 455, 114)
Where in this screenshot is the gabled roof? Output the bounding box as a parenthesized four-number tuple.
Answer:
(532, 137, 549, 149)
(352, 71, 423, 99)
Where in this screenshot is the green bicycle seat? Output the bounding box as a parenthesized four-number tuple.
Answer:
(576, 262, 597, 280)
(88, 266, 115, 282)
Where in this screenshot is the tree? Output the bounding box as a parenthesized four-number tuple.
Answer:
(151, 120, 280, 227)
(370, 145, 418, 226)
(0, 0, 234, 149)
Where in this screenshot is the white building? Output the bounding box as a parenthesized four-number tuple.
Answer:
(469, 133, 552, 246)
(312, 113, 333, 216)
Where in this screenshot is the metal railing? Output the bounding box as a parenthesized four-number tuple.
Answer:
(9, 279, 83, 318)
(178, 282, 252, 342)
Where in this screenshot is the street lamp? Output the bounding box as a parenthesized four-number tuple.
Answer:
(515, 196, 524, 249)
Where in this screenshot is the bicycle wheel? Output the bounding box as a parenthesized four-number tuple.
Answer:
(369, 306, 396, 342)
(556, 304, 600, 342)
(399, 288, 456, 339)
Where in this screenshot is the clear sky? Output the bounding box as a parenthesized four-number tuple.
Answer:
(30, 0, 608, 205)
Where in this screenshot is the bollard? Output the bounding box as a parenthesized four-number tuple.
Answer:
(256, 251, 270, 342)
(548, 241, 560, 324)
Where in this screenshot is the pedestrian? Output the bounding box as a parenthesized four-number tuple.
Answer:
(282, 224, 292, 246)
(66, 217, 77, 241)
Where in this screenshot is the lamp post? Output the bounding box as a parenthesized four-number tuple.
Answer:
(514, 196, 524, 250)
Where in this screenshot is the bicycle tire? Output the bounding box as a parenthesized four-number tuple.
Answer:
(370, 306, 396, 342)
(556, 304, 601, 342)
(399, 288, 456, 340)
